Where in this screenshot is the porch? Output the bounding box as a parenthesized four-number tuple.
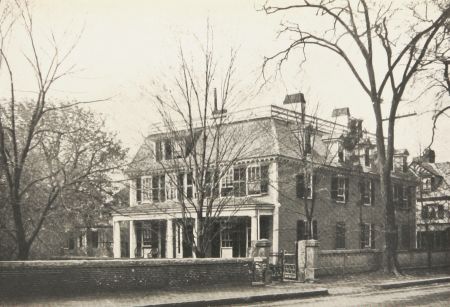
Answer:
(112, 208, 275, 259)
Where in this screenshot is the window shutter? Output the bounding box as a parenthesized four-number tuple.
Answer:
(371, 224, 376, 249)
(359, 180, 365, 203)
(360, 224, 365, 249)
(407, 186, 413, 208)
(312, 220, 318, 240)
(371, 180, 375, 205)
(297, 220, 306, 241)
(296, 174, 305, 199)
(160, 175, 166, 202)
(331, 176, 338, 200)
(345, 177, 350, 202)
(136, 177, 142, 202)
(155, 140, 162, 161)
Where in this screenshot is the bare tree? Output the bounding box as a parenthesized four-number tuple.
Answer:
(135, 27, 257, 258)
(261, 0, 450, 274)
(0, 1, 126, 260)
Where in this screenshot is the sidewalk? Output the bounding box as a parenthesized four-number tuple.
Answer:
(2, 269, 449, 306)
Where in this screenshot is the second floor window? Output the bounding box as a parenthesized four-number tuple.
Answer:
(152, 175, 165, 202)
(296, 173, 312, 199)
(233, 167, 246, 197)
(421, 177, 432, 192)
(364, 147, 370, 167)
(247, 165, 269, 195)
(141, 177, 152, 202)
(331, 175, 349, 203)
(221, 168, 234, 197)
(361, 179, 373, 206)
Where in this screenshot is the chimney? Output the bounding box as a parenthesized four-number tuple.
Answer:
(283, 92, 306, 123)
(212, 88, 227, 116)
(422, 148, 436, 163)
(332, 107, 350, 127)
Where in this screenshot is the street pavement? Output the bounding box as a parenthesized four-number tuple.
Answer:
(243, 283, 450, 306)
(1, 270, 450, 306)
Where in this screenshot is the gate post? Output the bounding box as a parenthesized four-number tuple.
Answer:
(297, 240, 320, 282)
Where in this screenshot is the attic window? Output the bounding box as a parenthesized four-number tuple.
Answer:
(422, 177, 432, 192)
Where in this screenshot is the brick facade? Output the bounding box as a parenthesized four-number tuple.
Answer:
(277, 159, 417, 252)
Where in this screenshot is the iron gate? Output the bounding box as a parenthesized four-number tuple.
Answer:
(269, 250, 297, 281)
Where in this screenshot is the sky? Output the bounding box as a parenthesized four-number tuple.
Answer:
(4, 0, 450, 162)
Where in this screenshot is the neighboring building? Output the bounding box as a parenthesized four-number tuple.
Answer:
(112, 96, 417, 259)
(62, 223, 113, 258)
(410, 149, 450, 250)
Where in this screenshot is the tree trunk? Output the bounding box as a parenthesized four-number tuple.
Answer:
(10, 190, 30, 260)
(380, 168, 401, 275)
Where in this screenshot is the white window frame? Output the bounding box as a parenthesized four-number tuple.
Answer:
(220, 168, 234, 196)
(141, 176, 152, 202)
(361, 223, 372, 249)
(337, 175, 346, 203)
(165, 177, 177, 200)
(362, 179, 372, 206)
(247, 164, 261, 195)
(422, 177, 432, 192)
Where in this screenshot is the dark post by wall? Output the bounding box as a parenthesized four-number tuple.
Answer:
(0, 258, 253, 298)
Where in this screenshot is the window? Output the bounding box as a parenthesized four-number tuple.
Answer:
(422, 177, 432, 192)
(364, 147, 370, 167)
(331, 175, 349, 203)
(141, 177, 152, 202)
(338, 146, 345, 163)
(361, 179, 373, 206)
(438, 205, 445, 219)
(421, 205, 429, 219)
(166, 178, 177, 200)
(400, 225, 411, 250)
(247, 165, 269, 195)
(335, 222, 346, 249)
(221, 168, 234, 196)
(296, 220, 318, 240)
(233, 166, 246, 197)
(205, 171, 217, 198)
(68, 237, 75, 250)
(91, 230, 99, 249)
(136, 177, 142, 202)
(79, 235, 84, 248)
(164, 140, 172, 160)
(221, 222, 233, 248)
(152, 175, 165, 202)
(430, 207, 437, 219)
(296, 173, 312, 199)
(186, 172, 193, 199)
(392, 184, 405, 208)
(360, 223, 375, 249)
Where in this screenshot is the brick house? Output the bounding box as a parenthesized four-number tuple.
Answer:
(112, 98, 417, 259)
(410, 149, 450, 249)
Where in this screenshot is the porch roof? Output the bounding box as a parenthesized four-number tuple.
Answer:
(113, 197, 274, 217)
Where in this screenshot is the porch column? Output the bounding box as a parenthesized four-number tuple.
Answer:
(166, 219, 173, 258)
(272, 203, 280, 255)
(193, 218, 198, 258)
(251, 214, 258, 242)
(157, 221, 162, 258)
(175, 223, 183, 258)
(113, 220, 121, 258)
(129, 221, 136, 258)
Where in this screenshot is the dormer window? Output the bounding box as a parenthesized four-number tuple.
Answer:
(422, 177, 432, 192)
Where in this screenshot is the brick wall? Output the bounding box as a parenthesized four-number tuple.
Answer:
(0, 258, 253, 298)
(277, 160, 416, 252)
(317, 249, 450, 277)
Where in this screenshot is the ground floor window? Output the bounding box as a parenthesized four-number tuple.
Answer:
(297, 219, 318, 240)
(360, 223, 375, 249)
(335, 222, 346, 249)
